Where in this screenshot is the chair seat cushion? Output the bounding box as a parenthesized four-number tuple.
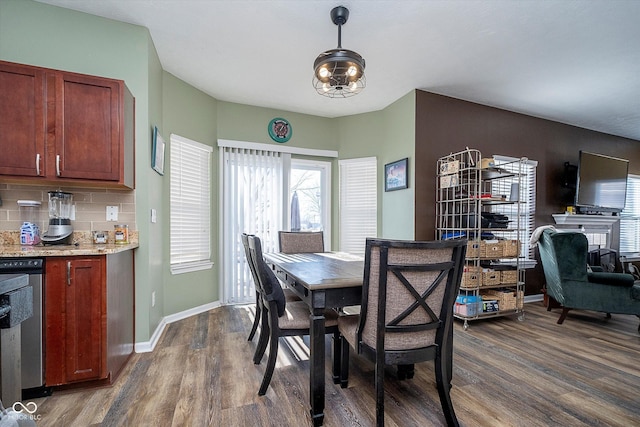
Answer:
(632, 283, 640, 301)
(338, 314, 359, 350)
(278, 300, 339, 330)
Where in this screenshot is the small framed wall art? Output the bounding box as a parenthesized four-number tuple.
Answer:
(152, 126, 165, 175)
(384, 157, 408, 191)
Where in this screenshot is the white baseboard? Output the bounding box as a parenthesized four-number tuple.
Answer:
(134, 300, 221, 353)
(524, 293, 543, 303)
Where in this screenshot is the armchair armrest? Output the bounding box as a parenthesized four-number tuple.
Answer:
(587, 272, 636, 287)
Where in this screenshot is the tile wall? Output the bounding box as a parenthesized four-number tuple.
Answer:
(0, 183, 136, 235)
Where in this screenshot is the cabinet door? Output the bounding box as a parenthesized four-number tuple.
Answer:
(0, 61, 46, 177)
(65, 257, 106, 382)
(52, 72, 122, 181)
(45, 257, 106, 385)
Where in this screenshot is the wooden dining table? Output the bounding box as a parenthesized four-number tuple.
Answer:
(263, 251, 364, 427)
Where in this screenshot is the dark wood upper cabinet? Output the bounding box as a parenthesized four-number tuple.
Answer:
(0, 61, 46, 177)
(0, 60, 135, 189)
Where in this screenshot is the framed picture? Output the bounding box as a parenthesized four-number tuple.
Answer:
(152, 126, 165, 175)
(385, 158, 408, 191)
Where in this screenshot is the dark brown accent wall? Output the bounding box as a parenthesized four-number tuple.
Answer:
(414, 90, 640, 295)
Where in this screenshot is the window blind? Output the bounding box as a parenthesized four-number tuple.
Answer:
(339, 157, 377, 256)
(492, 156, 538, 260)
(620, 174, 640, 253)
(221, 147, 285, 304)
(170, 134, 213, 273)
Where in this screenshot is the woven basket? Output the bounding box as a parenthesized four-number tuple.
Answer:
(461, 269, 481, 289)
(480, 240, 504, 258)
(503, 240, 520, 257)
(482, 270, 501, 287)
(481, 289, 517, 311)
(466, 241, 481, 259)
(501, 270, 518, 284)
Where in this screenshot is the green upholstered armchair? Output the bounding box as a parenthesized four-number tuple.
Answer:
(537, 229, 640, 332)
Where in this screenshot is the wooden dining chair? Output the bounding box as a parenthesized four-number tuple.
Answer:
(241, 233, 300, 348)
(247, 234, 341, 396)
(278, 231, 325, 253)
(336, 238, 467, 427)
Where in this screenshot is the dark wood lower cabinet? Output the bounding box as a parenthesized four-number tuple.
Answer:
(44, 252, 133, 387)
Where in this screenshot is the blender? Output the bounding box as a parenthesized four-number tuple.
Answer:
(42, 191, 74, 245)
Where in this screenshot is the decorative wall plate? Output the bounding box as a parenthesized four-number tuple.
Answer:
(268, 117, 292, 143)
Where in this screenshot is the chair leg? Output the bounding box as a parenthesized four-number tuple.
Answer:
(397, 364, 415, 380)
(557, 307, 571, 324)
(253, 309, 270, 364)
(375, 358, 385, 427)
(258, 334, 279, 396)
(332, 332, 341, 384)
(339, 335, 350, 388)
(247, 294, 261, 341)
(435, 353, 459, 427)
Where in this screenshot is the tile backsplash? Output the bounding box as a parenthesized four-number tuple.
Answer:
(0, 183, 136, 233)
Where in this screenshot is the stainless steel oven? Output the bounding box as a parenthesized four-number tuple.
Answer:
(0, 258, 51, 398)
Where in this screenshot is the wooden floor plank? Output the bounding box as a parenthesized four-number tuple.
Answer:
(29, 302, 640, 426)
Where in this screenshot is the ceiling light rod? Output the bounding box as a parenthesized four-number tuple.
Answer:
(312, 5, 366, 98)
(332, 6, 348, 48)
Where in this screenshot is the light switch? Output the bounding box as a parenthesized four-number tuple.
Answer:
(106, 206, 119, 221)
(151, 208, 157, 223)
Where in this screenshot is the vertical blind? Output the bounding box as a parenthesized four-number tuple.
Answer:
(339, 157, 377, 256)
(221, 147, 285, 304)
(620, 174, 640, 253)
(170, 134, 213, 273)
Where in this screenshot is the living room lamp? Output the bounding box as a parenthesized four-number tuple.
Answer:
(313, 6, 366, 98)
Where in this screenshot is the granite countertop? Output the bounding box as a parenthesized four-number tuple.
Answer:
(0, 230, 139, 257)
(0, 242, 139, 257)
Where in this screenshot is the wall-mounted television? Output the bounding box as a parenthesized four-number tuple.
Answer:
(575, 151, 629, 213)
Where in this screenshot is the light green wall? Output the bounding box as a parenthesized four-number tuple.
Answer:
(217, 101, 338, 150)
(161, 72, 218, 314)
(337, 91, 416, 240)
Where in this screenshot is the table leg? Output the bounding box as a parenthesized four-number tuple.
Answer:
(309, 307, 325, 426)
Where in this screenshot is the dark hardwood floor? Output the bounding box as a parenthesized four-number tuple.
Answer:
(30, 302, 640, 426)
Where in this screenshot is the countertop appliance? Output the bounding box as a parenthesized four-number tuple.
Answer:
(42, 191, 73, 245)
(0, 258, 51, 399)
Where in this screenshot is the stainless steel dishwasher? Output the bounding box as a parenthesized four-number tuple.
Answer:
(0, 258, 51, 398)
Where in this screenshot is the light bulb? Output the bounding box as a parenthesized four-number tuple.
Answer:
(349, 81, 358, 91)
(347, 65, 358, 77)
(322, 83, 330, 92)
(318, 67, 330, 78)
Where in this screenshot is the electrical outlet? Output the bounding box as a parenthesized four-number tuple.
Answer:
(151, 291, 156, 307)
(106, 206, 119, 221)
(151, 208, 157, 223)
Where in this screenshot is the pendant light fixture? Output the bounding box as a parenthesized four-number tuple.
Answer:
(313, 6, 366, 98)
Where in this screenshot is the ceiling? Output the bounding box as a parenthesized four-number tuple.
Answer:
(35, 0, 640, 141)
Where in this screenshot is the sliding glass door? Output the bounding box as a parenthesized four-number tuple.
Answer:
(221, 149, 332, 305)
(288, 159, 331, 248)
